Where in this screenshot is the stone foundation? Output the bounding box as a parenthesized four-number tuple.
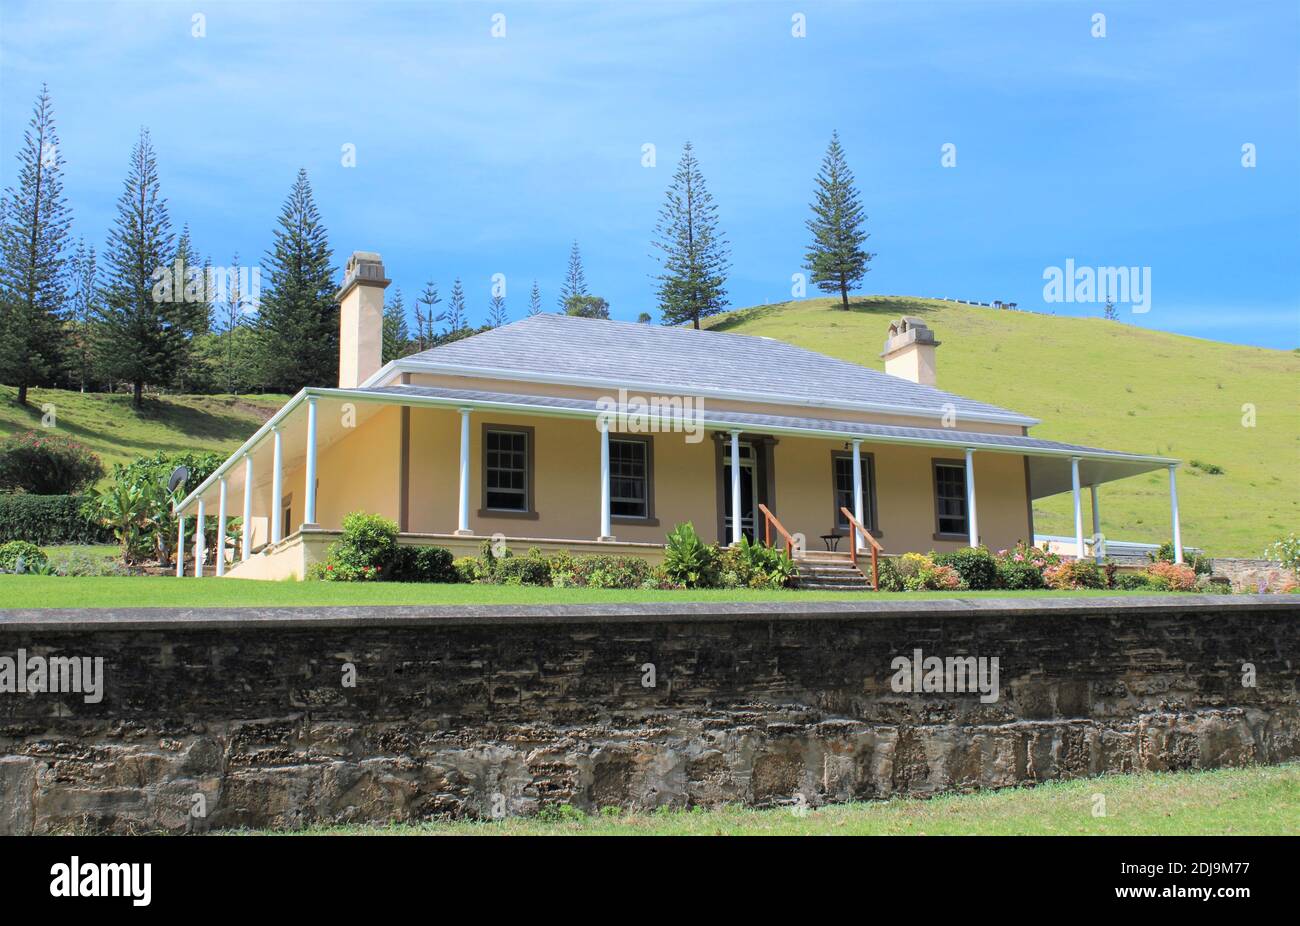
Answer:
(0, 597, 1296, 833)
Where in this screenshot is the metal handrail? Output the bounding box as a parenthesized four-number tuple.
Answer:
(757, 503, 796, 557)
(839, 506, 882, 590)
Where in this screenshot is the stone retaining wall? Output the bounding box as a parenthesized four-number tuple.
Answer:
(1209, 558, 1296, 593)
(0, 597, 1296, 833)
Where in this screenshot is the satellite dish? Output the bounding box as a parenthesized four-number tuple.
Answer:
(167, 465, 190, 494)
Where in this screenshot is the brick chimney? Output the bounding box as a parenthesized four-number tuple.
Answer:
(881, 316, 940, 386)
(336, 251, 390, 388)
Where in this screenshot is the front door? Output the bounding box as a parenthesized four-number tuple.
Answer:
(723, 441, 759, 542)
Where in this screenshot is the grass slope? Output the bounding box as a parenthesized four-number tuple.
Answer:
(0, 386, 286, 476)
(708, 297, 1299, 557)
(239, 764, 1297, 836)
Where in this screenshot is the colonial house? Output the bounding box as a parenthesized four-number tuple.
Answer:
(173, 251, 1186, 582)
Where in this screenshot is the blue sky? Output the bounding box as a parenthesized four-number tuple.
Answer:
(2, 0, 1297, 348)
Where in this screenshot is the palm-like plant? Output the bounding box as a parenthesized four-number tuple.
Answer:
(82, 479, 159, 564)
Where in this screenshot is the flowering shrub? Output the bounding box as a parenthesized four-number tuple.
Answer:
(932, 546, 999, 590)
(1146, 560, 1197, 591)
(894, 552, 961, 590)
(312, 511, 398, 582)
(993, 542, 1054, 590)
(1264, 533, 1300, 578)
(1043, 559, 1106, 589)
(0, 431, 104, 495)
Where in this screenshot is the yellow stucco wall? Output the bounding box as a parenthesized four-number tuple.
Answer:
(292, 404, 1033, 556)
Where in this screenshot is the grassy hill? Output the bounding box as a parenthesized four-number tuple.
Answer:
(0, 386, 286, 475)
(706, 296, 1299, 557)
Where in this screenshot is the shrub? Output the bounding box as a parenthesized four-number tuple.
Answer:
(1043, 560, 1106, 590)
(718, 537, 796, 589)
(0, 494, 111, 545)
(0, 540, 47, 573)
(1113, 572, 1156, 591)
(573, 554, 651, 589)
(1193, 575, 1232, 595)
(875, 557, 904, 591)
(1146, 560, 1197, 591)
(663, 522, 720, 588)
(895, 552, 961, 590)
(546, 550, 580, 587)
(48, 548, 132, 577)
(933, 546, 999, 590)
(996, 558, 1045, 590)
(1148, 540, 1209, 575)
(315, 511, 398, 581)
(491, 547, 552, 586)
(387, 544, 457, 583)
(453, 555, 486, 583)
(1264, 533, 1300, 578)
(0, 431, 104, 495)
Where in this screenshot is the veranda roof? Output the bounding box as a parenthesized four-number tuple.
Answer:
(173, 385, 1177, 516)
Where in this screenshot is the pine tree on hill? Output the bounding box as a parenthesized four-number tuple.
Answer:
(214, 251, 256, 394)
(256, 168, 336, 393)
(382, 288, 411, 362)
(804, 131, 872, 310)
(487, 292, 508, 328)
(441, 278, 467, 334)
(66, 239, 100, 393)
(557, 241, 587, 309)
(0, 84, 72, 405)
(414, 280, 440, 350)
(528, 280, 543, 316)
(169, 224, 214, 390)
(652, 142, 730, 329)
(96, 127, 178, 408)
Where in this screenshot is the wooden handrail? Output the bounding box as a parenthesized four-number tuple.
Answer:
(757, 503, 796, 557)
(840, 506, 882, 590)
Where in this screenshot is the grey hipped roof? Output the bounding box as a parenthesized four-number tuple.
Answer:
(389, 314, 1036, 425)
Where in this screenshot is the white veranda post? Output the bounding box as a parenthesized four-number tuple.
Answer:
(1071, 457, 1084, 558)
(729, 430, 742, 546)
(456, 408, 472, 535)
(599, 420, 612, 541)
(240, 454, 253, 562)
(175, 515, 185, 578)
(194, 498, 205, 578)
(215, 477, 228, 577)
(964, 447, 978, 548)
(1169, 465, 1183, 564)
(851, 439, 865, 551)
(303, 396, 319, 527)
(270, 426, 283, 545)
(1090, 485, 1102, 564)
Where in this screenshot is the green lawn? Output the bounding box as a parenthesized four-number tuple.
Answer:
(0, 574, 1171, 609)
(0, 386, 286, 478)
(235, 764, 1298, 836)
(709, 296, 1300, 557)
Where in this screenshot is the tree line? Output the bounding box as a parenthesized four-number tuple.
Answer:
(0, 85, 875, 408)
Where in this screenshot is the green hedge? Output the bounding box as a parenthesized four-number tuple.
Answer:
(0, 494, 112, 545)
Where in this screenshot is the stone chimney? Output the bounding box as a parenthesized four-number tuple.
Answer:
(881, 316, 940, 386)
(336, 251, 390, 388)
